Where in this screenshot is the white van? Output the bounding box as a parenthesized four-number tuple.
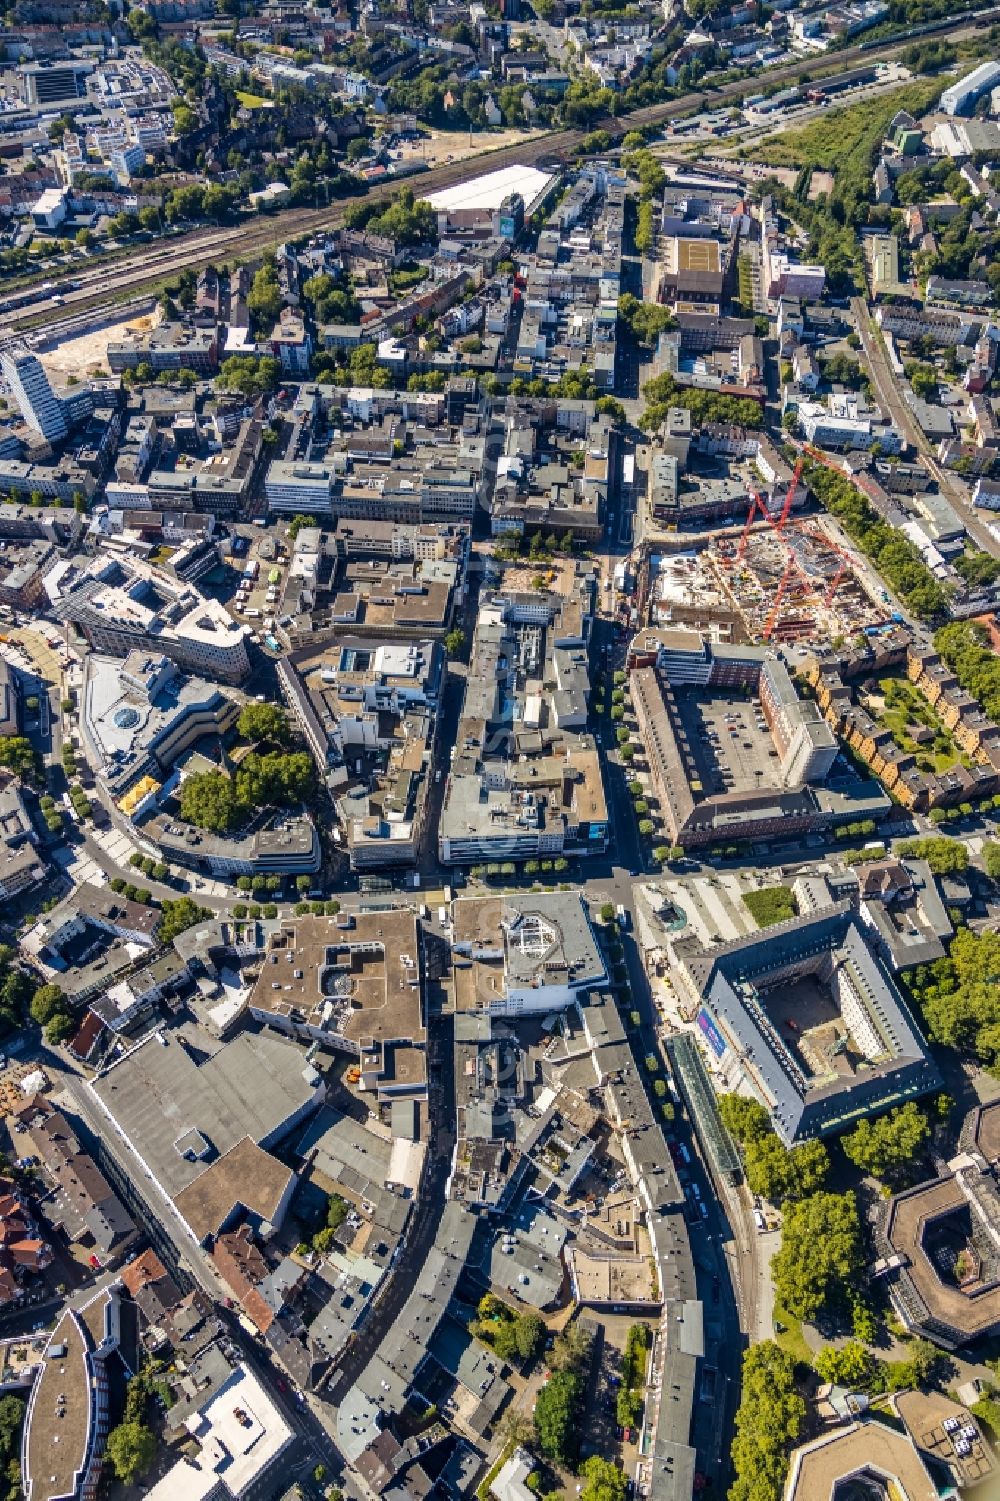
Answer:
(753, 1209, 767, 1233)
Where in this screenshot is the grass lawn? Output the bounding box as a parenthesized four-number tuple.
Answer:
(743, 885, 797, 928)
(753, 81, 943, 174)
(868, 675, 967, 774)
(389, 264, 429, 294)
(236, 90, 270, 109)
(476, 1440, 515, 1501)
(773, 1304, 813, 1367)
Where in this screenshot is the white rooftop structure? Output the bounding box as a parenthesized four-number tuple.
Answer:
(427, 163, 554, 214)
(144, 1364, 294, 1500)
(491, 1446, 536, 1501)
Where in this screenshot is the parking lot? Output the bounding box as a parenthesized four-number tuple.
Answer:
(673, 689, 779, 797)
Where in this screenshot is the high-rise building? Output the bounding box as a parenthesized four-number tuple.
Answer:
(0, 347, 68, 443)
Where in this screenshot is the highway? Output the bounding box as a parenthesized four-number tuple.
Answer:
(9, 14, 1000, 338)
(851, 294, 1000, 560)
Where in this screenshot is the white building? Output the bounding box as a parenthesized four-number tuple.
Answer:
(798, 397, 902, 453)
(0, 347, 68, 442)
(145, 1364, 294, 1500)
(264, 460, 335, 517)
(452, 892, 607, 1019)
(941, 60, 1000, 117)
(30, 187, 67, 230)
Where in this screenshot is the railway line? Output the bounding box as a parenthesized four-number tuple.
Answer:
(8, 10, 1000, 337)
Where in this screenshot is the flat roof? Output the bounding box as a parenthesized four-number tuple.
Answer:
(172, 1136, 294, 1243)
(145, 1364, 294, 1501)
(427, 163, 554, 214)
(677, 238, 721, 272)
(784, 1420, 936, 1501)
(23, 1305, 94, 1501)
(893, 1390, 995, 1488)
(884, 1171, 1000, 1341)
(88, 1026, 322, 1206)
(451, 892, 605, 1013)
(248, 910, 424, 1045)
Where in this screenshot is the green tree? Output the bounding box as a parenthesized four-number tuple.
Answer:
(895, 836, 969, 875)
(983, 842, 1000, 882)
(842, 1102, 930, 1182)
(45, 1011, 76, 1045)
(287, 514, 317, 542)
(743, 1134, 829, 1204)
(514, 1312, 545, 1362)
(180, 771, 243, 833)
(772, 1191, 863, 1321)
(216, 354, 281, 397)
(718, 1093, 772, 1144)
(730, 1342, 805, 1501)
(905, 927, 1000, 1065)
(533, 1370, 582, 1464)
(549, 1319, 592, 1373)
(248, 261, 282, 330)
(30, 984, 66, 1027)
(0, 737, 39, 783)
(237, 701, 289, 744)
(618, 292, 675, 348)
(159, 898, 211, 944)
(171, 100, 198, 136)
(445, 628, 466, 657)
(105, 1421, 156, 1485)
(579, 1456, 628, 1501)
(813, 1339, 874, 1389)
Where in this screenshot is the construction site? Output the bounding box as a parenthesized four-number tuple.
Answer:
(644, 461, 892, 645)
(645, 519, 892, 648)
(711, 511, 891, 643)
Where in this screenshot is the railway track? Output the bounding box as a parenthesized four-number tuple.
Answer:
(9, 11, 1000, 336)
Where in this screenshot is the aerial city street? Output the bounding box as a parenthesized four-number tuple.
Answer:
(3, 3, 1000, 1500)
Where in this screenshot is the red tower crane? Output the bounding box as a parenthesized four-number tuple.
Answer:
(776, 456, 805, 530)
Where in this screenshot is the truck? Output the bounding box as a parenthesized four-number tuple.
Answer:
(616, 903, 629, 928)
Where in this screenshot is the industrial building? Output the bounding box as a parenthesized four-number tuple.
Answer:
(940, 60, 1000, 116)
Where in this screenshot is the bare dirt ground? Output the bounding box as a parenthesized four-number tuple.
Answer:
(397, 124, 546, 169)
(39, 307, 162, 382)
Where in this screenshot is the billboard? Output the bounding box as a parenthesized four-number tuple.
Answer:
(696, 1007, 727, 1060)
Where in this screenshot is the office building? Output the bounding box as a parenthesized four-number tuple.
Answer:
(670, 902, 942, 1144)
(451, 891, 606, 1018)
(1, 347, 68, 443)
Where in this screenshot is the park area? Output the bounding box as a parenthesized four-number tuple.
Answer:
(863, 675, 968, 774)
